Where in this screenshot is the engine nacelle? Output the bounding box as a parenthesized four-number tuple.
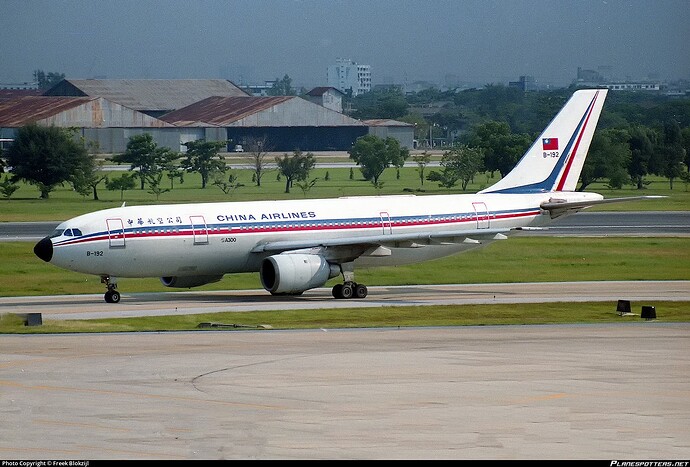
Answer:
(260, 254, 340, 295)
(160, 275, 223, 288)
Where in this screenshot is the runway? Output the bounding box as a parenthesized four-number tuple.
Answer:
(2, 281, 689, 320)
(1, 324, 688, 459)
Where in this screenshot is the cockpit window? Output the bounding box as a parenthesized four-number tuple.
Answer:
(49, 228, 83, 238)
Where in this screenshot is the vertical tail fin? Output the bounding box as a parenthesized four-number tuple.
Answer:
(480, 88, 608, 194)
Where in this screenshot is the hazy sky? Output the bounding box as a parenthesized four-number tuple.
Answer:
(2, 0, 688, 89)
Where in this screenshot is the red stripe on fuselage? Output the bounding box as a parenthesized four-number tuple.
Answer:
(53, 210, 542, 248)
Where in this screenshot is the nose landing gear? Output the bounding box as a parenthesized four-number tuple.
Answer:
(101, 275, 121, 303)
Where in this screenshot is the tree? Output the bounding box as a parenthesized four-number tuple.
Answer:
(351, 89, 408, 119)
(412, 152, 431, 186)
(467, 121, 531, 178)
(145, 171, 170, 200)
(243, 136, 273, 187)
(427, 145, 484, 190)
(111, 133, 178, 190)
(212, 172, 243, 195)
(5, 124, 91, 199)
(181, 139, 226, 189)
(681, 126, 690, 171)
(267, 74, 296, 96)
(275, 150, 316, 194)
(656, 120, 686, 189)
(295, 178, 318, 197)
(71, 158, 106, 200)
(348, 135, 409, 186)
(33, 69, 65, 90)
(0, 176, 20, 199)
(628, 125, 656, 189)
(579, 128, 630, 191)
(105, 173, 137, 201)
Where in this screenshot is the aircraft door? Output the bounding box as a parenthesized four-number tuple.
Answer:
(190, 215, 209, 245)
(106, 218, 126, 248)
(472, 202, 490, 229)
(380, 212, 392, 234)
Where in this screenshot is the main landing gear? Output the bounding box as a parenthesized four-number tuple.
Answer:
(331, 262, 368, 299)
(101, 275, 121, 303)
(332, 281, 368, 299)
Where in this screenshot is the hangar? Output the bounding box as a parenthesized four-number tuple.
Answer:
(1, 79, 414, 154)
(160, 95, 368, 152)
(0, 95, 195, 154)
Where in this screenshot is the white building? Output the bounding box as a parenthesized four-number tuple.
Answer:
(327, 58, 371, 97)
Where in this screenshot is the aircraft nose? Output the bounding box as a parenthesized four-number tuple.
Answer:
(34, 236, 53, 262)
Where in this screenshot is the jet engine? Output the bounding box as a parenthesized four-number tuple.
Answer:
(160, 275, 223, 288)
(260, 254, 340, 295)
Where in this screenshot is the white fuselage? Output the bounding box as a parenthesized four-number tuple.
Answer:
(47, 191, 600, 279)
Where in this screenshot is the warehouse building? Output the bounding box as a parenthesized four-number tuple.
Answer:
(160, 95, 368, 152)
(0, 95, 197, 154)
(1, 79, 414, 154)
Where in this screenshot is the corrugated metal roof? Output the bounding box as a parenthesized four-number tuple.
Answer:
(45, 79, 249, 112)
(161, 96, 292, 126)
(161, 96, 366, 127)
(0, 96, 92, 126)
(0, 96, 173, 128)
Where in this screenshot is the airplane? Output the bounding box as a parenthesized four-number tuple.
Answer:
(33, 88, 655, 303)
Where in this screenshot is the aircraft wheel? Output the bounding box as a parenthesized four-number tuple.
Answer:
(332, 283, 343, 299)
(105, 290, 121, 303)
(354, 283, 368, 299)
(340, 282, 354, 299)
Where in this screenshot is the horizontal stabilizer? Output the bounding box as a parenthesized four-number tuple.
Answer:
(541, 195, 665, 216)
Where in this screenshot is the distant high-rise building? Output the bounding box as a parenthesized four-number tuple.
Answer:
(327, 58, 371, 97)
(508, 75, 537, 91)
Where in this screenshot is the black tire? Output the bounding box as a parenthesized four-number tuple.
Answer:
(340, 283, 354, 299)
(354, 284, 368, 299)
(105, 290, 120, 303)
(332, 283, 343, 299)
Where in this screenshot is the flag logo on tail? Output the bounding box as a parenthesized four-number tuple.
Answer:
(542, 138, 559, 151)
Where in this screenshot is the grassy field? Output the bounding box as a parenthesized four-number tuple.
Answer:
(2, 165, 689, 222)
(2, 301, 688, 334)
(2, 237, 689, 297)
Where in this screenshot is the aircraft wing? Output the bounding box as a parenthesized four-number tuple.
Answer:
(541, 195, 665, 218)
(250, 227, 511, 255)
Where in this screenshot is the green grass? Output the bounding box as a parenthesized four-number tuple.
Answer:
(2, 237, 689, 297)
(2, 301, 688, 334)
(2, 166, 689, 221)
